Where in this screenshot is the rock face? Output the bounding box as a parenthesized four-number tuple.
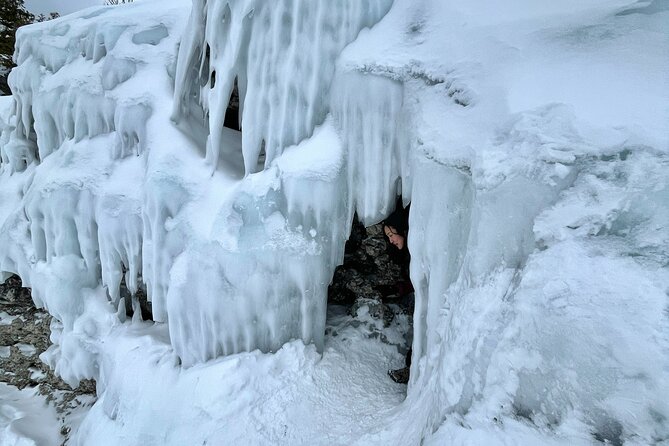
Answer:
(0, 276, 96, 441)
(328, 218, 409, 326)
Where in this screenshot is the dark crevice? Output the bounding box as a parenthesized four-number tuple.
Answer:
(257, 139, 266, 167)
(119, 267, 153, 321)
(223, 76, 241, 131)
(327, 208, 412, 325)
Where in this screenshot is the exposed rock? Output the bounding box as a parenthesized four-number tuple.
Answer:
(0, 275, 96, 444)
(328, 217, 408, 325)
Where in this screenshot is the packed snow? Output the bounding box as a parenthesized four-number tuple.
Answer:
(0, 0, 667, 444)
(0, 383, 61, 446)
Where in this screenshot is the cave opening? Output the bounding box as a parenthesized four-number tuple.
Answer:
(119, 265, 153, 322)
(223, 77, 241, 132)
(120, 279, 153, 322)
(326, 201, 414, 384)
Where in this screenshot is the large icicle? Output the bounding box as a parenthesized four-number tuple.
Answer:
(172, 0, 393, 175)
(330, 71, 409, 224)
(0, 0, 190, 384)
(166, 119, 349, 365)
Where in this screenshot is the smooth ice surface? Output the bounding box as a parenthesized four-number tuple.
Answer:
(0, 0, 668, 444)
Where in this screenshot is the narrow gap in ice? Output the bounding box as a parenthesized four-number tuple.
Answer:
(222, 77, 241, 131)
(326, 206, 414, 384)
(119, 267, 153, 321)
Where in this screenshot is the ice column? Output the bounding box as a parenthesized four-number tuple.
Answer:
(166, 121, 349, 366)
(330, 71, 409, 224)
(407, 159, 473, 382)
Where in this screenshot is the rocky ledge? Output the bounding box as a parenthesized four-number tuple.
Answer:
(0, 275, 96, 442)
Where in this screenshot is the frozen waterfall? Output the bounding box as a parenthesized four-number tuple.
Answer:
(1, 0, 668, 444)
(0, 0, 406, 370)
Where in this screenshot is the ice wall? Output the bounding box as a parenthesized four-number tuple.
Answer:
(0, 1, 191, 382)
(1, 0, 668, 444)
(0, 0, 398, 372)
(341, 1, 669, 444)
(172, 0, 393, 175)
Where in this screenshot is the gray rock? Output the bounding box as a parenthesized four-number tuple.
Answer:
(328, 217, 406, 326)
(0, 275, 96, 444)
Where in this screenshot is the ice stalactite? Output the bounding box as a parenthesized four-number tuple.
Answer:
(172, 0, 394, 176)
(166, 120, 349, 365)
(0, 1, 189, 384)
(96, 194, 143, 305)
(330, 71, 409, 225)
(142, 176, 189, 323)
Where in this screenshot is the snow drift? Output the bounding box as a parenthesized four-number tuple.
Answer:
(0, 0, 667, 444)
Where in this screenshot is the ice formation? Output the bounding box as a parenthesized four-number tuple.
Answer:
(1, 0, 403, 369)
(172, 0, 393, 176)
(1, 0, 668, 444)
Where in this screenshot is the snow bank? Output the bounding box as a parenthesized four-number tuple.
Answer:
(0, 0, 667, 444)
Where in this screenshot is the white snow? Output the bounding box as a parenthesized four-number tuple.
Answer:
(69, 306, 410, 445)
(15, 344, 36, 357)
(0, 383, 62, 446)
(0, 0, 667, 444)
(0, 312, 20, 326)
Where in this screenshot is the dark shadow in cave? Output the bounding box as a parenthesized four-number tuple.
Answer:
(326, 201, 414, 383)
(328, 215, 404, 308)
(223, 77, 241, 132)
(120, 281, 153, 322)
(119, 266, 153, 321)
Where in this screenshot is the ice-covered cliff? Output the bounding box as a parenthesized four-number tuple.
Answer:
(1, 0, 668, 444)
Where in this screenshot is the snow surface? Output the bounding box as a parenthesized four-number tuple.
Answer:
(0, 0, 668, 444)
(0, 383, 61, 446)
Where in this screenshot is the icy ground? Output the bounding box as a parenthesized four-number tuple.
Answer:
(1, 299, 412, 445)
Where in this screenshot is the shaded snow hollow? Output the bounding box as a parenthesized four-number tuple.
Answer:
(0, 0, 668, 444)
